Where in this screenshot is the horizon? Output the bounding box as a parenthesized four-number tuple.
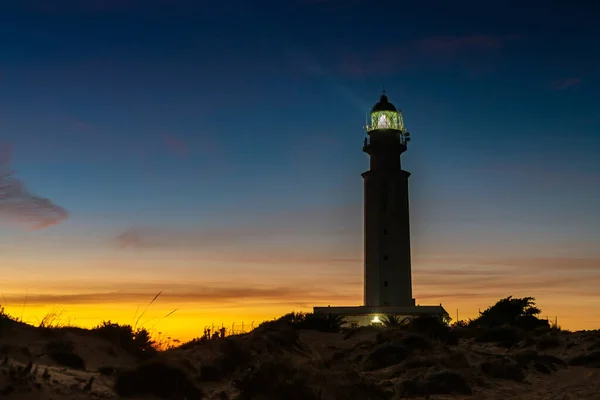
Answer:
(1, 0, 599, 342)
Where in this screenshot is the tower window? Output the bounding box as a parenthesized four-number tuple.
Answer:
(384, 255, 388, 261)
(384, 281, 388, 287)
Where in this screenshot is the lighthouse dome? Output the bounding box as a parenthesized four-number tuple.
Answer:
(370, 94, 398, 113)
(367, 93, 404, 132)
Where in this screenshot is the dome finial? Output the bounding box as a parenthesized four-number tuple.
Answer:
(380, 85, 388, 102)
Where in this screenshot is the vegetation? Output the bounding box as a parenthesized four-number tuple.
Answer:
(468, 296, 549, 330)
(258, 311, 345, 333)
(2, 294, 600, 399)
(91, 321, 157, 359)
(114, 359, 204, 399)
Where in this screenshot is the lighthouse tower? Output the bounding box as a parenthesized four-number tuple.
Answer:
(313, 92, 445, 326)
(362, 92, 415, 307)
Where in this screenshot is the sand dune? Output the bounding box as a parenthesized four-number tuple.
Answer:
(1, 314, 600, 399)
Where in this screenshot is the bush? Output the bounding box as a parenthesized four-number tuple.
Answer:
(475, 326, 524, 347)
(92, 321, 156, 359)
(363, 342, 409, 370)
(114, 359, 203, 399)
(259, 312, 344, 333)
(215, 338, 251, 375)
(324, 369, 390, 400)
(480, 359, 525, 382)
(405, 316, 457, 344)
(396, 369, 472, 398)
(535, 334, 562, 351)
(97, 366, 115, 376)
(46, 339, 85, 370)
(469, 296, 547, 330)
(569, 351, 600, 368)
(233, 357, 319, 400)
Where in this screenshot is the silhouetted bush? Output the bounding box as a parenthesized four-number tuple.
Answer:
(233, 357, 319, 400)
(569, 351, 600, 368)
(46, 339, 85, 370)
(403, 351, 471, 371)
(115, 359, 203, 399)
(395, 369, 472, 397)
(382, 315, 402, 327)
(475, 326, 524, 347)
(512, 350, 565, 374)
(92, 321, 156, 359)
(259, 312, 344, 333)
(480, 359, 525, 382)
(364, 342, 409, 370)
(198, 364, 222, 382)
(325, 369, 391, 400)
(469, 296, 547, 330)
(401, 333, 432, 351)
(535, 334, 562, 351)
(97, 366, 115, 376)
(216, 338, 251, 374)
(405, 316, 458, 344)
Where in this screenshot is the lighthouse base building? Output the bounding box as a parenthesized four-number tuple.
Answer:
(313, 93, 447, 327)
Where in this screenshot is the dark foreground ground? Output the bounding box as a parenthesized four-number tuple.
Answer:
(1, 317, 600, 399)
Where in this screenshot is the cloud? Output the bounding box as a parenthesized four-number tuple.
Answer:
(412, 35, 508, 56)
(0, 146, 68, 229)
(552, 77, 581, 90)
(411, 255, 600, 303)
(326, 35, 518, 78)
(164, 134, 189, 159)
(0, 282, 359, 306)
(115, 204, 361, 250)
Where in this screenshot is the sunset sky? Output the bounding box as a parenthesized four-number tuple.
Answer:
(1, 0, 599, 341)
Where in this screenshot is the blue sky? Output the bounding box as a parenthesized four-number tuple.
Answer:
(0, 0, 599, 337)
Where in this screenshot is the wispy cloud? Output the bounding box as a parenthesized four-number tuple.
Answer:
(325, 34, 518, 78)
(412, 255, 600, 302)
(413, 35, 508, 56)
(552, 77, 581, 90)
(0, 282, 359, 306)
(115, 204, 361, 250)
(0, 145, 68, 229)
(164, 134, 189, 159)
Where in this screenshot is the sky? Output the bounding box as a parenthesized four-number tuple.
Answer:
(0, 0, 599, 340)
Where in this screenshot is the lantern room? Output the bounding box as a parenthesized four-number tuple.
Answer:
(366, 93, 405, 132)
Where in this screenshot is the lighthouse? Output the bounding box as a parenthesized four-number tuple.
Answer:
(362, 92, 415, 307)
(314, 92, 446, 326)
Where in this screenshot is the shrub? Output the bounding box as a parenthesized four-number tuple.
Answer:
(400, 333, 431, 351)
(469, 296, 547, 330)
(535, 334, 562, 351)
(97, 366, 115, 376)
(233, 357, 319, 400)
(475, 326, 524, 347)
(92, 321, 156, 359)
(215, 338, 251, 375)
(363, 342, 409, 370)
(324, 369, 390, 400)
(569, 351, 600, 368)
(382, 315, 402, 327)
(480, 359, 525, 382)
(405, 316, 457, 344)
(259, 312, 345, 333)
(395, 369, 472, 398)
(114, 359, 203, 399)
(46, 339, 85, 370)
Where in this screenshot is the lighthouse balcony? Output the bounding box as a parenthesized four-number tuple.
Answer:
(363, 133, 410, 151)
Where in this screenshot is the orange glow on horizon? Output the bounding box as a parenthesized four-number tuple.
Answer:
(3, 290, 599, 344)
